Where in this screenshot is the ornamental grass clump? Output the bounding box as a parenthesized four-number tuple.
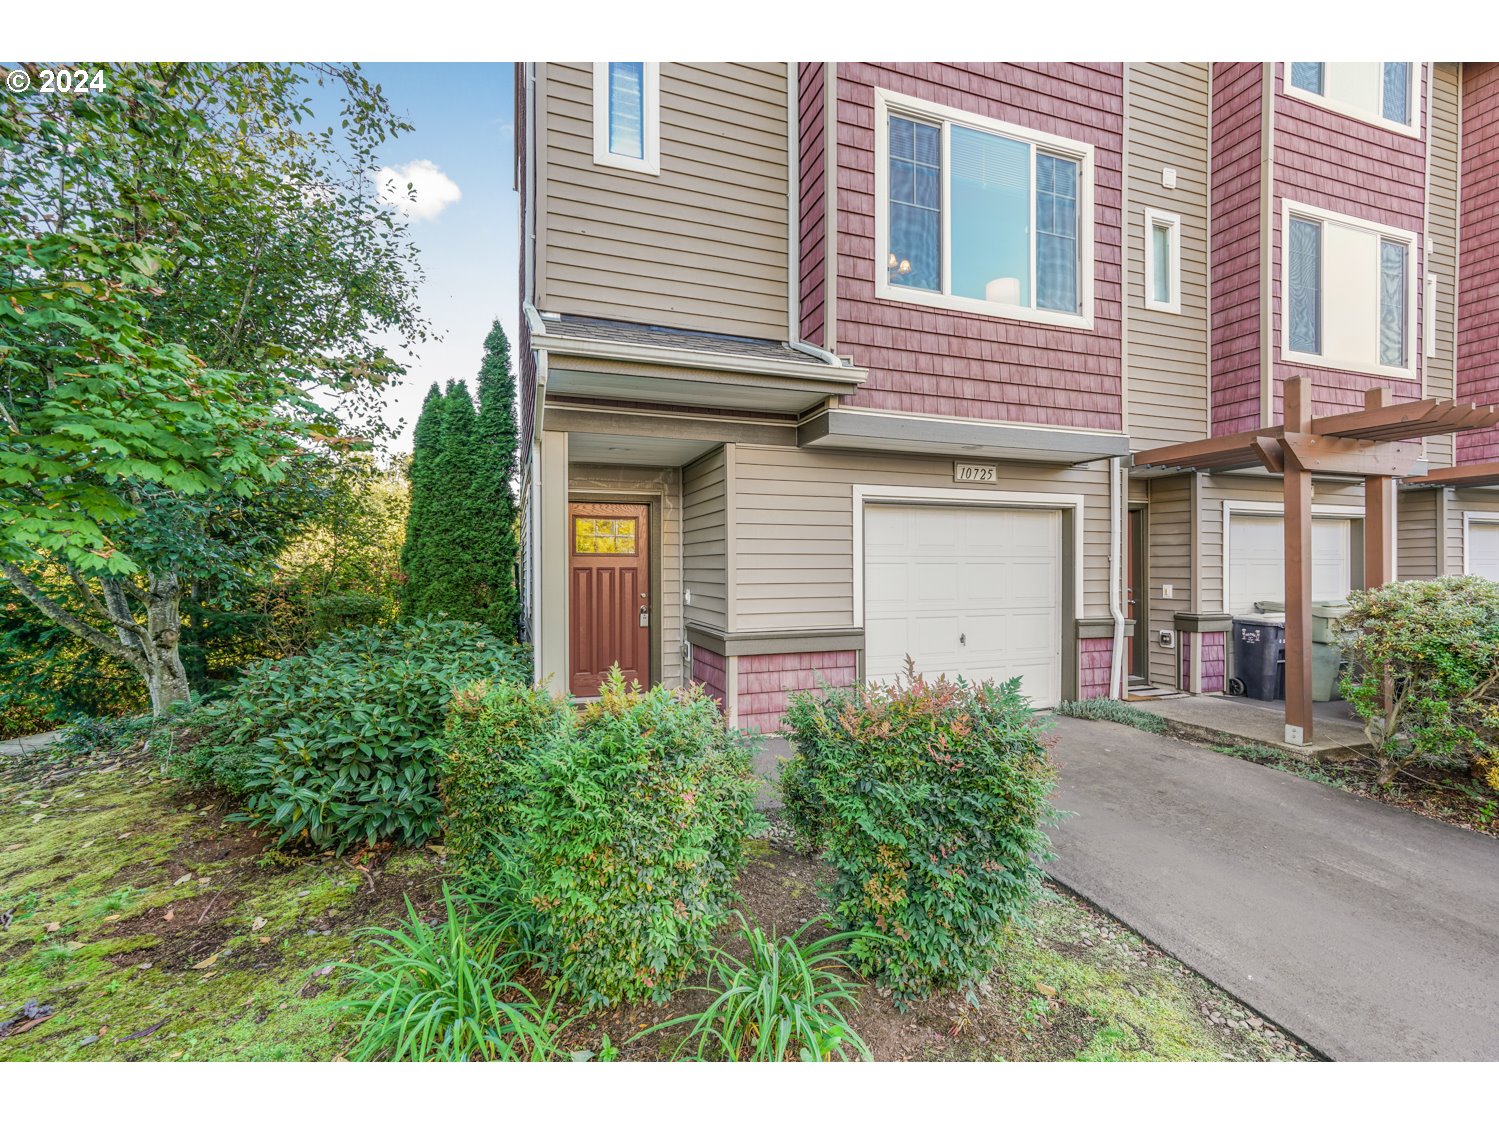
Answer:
(780, 663, 1055, 1008)
(1340, 575, 1499, 787)
(520, 668, 762, 1009)
(642, 912, 873, 1061)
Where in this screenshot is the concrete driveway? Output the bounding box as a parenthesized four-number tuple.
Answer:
(1045, 715, 1499, 1061)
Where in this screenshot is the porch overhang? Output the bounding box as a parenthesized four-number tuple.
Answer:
(527, 309, 867, 415)
(799, 409, 1130, 465)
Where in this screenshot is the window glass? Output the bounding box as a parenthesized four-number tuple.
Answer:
(1035, 154, 1080, 312)
(950, 125, 1030, 305)
(1291, 62, 1325, 95)
(1379, 238, 1407, 367)
(1288, 218, 1322, 354)
(887, 116, 942, 292)
(1382, 62, 1411, 125)
(607, 63, 645, 159)
(1151, 220, 1173, 305)
(574, 517, 638, 555)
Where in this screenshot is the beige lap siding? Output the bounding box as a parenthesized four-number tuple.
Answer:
(729, 444, 1116, 632)
(736, 651, 858, 733)
(682, 448, 729, 632)
(1144, 473, 1193, 688)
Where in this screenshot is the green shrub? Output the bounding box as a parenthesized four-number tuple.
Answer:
(186, 619, 529, 852)
(1339, 575, 1499, 786)
(1054, 696, 1168, 734)
(337, 885, 563, 1061)
(780, 668, 1055, 1007)
(642, 913, 872, 1061)
(439, 678, 571, 878)
(520, 668, 762, 1009)
(309, 591, 388, 636)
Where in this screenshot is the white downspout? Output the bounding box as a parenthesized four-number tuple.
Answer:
(1108, 456, 1127, 699)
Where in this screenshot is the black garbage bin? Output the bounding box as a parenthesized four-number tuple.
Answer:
(1229, 613, 1285, 701)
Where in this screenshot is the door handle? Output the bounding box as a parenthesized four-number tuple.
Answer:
(959, 632, 966, 646)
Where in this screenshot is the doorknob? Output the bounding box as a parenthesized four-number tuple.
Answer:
(959, 632, 966, 646)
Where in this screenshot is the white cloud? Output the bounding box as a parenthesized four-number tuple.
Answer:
(374, 159, 462, 222)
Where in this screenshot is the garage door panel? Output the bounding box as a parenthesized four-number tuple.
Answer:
(864, 504, 1062, 707)
(1469, 522, 1499, 580)
(1228, 514, 1352, 613)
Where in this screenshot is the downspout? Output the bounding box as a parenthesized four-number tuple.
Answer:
(1108, 456, 1127, 699)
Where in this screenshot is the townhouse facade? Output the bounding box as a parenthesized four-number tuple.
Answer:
(514, 61, 1499, 731)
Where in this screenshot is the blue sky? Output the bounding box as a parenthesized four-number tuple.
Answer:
(311, 62, 518, 451)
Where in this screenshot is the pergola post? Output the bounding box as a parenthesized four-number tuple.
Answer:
(1282, 377, 1315, 747)
(1363, 388, 1397, 589)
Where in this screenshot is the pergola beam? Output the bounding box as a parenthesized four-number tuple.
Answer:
(1404, 461, 1499, 489)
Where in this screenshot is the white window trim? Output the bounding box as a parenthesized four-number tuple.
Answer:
(1462, 512, 1499, 577)
(1278, 198, 1419, 381)
(872, 87, 1096, 331)
(592, 62, 660, 176)
(1142, 207, 1183, 315)
(1282, 62, 1421, 139)
(851, 484, 1085, 630)
(1221, 501, 1365, 618)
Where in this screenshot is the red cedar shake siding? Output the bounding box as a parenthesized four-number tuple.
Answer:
(690, 645, 727, 708)
(1210, 62, 1267, 435)
(1459, 62, 1499, 464)
(1078, 636, 1114, 700)
(828, 63, 1124, 431)
(736, 650, 857, 732)
(1200, 631, 1226, 695)
(1271, 63, 1428, 422)
(799, 63, 830, 347)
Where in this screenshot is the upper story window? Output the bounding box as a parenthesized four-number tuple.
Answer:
(874, 88, 1095, 329)
(1282, 201, 1416, 379)
(1285, 62, 1418, 136)
(592, 62, 660, 175)
(1143, 208, 1182, 315)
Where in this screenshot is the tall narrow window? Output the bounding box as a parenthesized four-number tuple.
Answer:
(1288, 217, 1322, 355)
(1143, 208, 1182, 314)
(887, 116, 942, 293)
(1381, 62, 1411, 125)
(592, 63, 659, 174)
(1035, 154, 1080, 312)
(1379, 238, 1408, 367)
(875, 88, 1094, 326)
(1291, 62, 1325, 94)
(607, 63, 645, 159)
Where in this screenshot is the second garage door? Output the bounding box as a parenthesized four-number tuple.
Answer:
(864, 504, 1063, 707)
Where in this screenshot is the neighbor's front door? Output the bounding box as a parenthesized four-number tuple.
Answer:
(568, 502, 650, 696)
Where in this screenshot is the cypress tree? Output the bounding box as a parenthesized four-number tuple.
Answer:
(398, 382, 448, 617)
(472, 321, 521, 639)
(426, 380, 482, 617)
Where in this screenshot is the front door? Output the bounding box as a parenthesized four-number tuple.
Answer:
(1127, 507, 1146, 679)
(569, 502, 651, 697)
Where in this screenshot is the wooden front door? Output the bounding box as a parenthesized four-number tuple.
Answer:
(568, 502, 650, 696)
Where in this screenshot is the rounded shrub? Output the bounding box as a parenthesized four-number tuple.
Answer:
(520, 668, 762, 1009)
(439, 677, 572, 879)
(780, 668, 1054, 1007)
(185, 619, 529, 852)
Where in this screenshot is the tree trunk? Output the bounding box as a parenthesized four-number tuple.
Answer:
(143, 572, 192, 714)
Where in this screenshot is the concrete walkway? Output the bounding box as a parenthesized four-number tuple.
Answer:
(1046, 715, 1499, 1061)
(0, 729, 59, 757)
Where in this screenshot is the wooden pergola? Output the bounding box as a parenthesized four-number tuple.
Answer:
(1134, 375, 1499, 746)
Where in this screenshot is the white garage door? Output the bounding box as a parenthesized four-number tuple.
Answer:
(1467, 520, 1499, 580)
(1227, 514, 1353, 614)
(864, 504, 1062, 707)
